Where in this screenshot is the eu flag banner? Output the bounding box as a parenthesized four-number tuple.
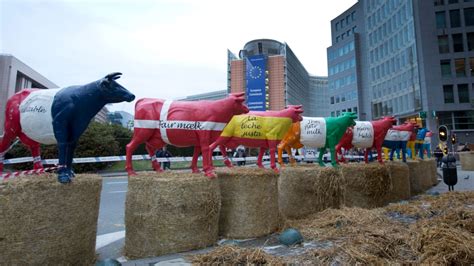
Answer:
(246, 55, 267, 111)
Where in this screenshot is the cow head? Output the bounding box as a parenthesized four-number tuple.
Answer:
(287, 105, 304, 122)
(341, 112, 358, 127)
(99, 72, 135, 103)
(381, 116, 397, 126)
(229, 92, 249, 115)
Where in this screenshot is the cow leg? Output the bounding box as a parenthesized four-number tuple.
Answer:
(401, 144, 407, 162)
(389, 147, 395, 161)
(269, 144, 279, 173)
(0, 131, 18, 175)
(364, 148, 369, 163)
(286, 146, 296, 166)
(56, 142, 73, 183)
(257, 147, 266, 168)
(329, 146, 338, 167)
(17, 133, 43, 171)
(318, 148, 325, 167)
(376, 145, 384, 164)
(277, 142, 286, 166)
(335, 145, 344, 163)
(219, 145, 233, 168)
(146, 143, 163, 173)
(199, 135, 215, 179)
(191, 146, 201, 173)
(125, 129, 154, 175)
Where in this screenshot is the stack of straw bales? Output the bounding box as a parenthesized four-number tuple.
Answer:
(0, 174, 101, 265)
(279, 165, 344, 219)
(216, 168, 279, 238)
(417, 159, 437, 190)
(406, 160, 424, 196)
(384, 161, 411, 203)
(124, 172, 220, 259)
(340, 163, 391, 208)
(459, 151, 474, 171)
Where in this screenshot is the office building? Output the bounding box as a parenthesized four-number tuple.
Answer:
(228, 39, 328, 117)
(180, 90, 228, 101)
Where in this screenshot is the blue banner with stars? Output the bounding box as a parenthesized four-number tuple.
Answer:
(246, 55, 267, 111)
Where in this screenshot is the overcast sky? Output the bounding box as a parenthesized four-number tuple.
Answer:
(1, 0, 357, 114)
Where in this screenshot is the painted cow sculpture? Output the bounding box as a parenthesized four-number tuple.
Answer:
(209, 105, 304, 173)
(335, 116, 396, 164)
(383, 121, 418, 162)
(125, 92, 249, 178)
(415, 128, 430, 159)
(0, 73, 135, 183)
(277, 112, 358, 167)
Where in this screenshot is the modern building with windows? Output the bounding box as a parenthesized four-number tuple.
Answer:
(331, 0, 474, 144)
(228, 39, 328, 117)
(180, 90, 228, 101)
(108, 111, 134, 129)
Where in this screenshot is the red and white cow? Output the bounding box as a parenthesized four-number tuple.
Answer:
(125, 92, 249, 178)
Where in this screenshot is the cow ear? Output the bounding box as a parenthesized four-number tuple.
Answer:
(235, 97, 245, 103)
(105, 72, 122, 81)
(99, 78, 109, 88)
(231, 92, 245, 98)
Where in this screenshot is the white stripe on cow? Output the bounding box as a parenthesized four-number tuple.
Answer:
(134, 120, 227, 131)
(352, 121, 374, 148)
(160, 100, 173, 145)
(300, 117, 327, 148)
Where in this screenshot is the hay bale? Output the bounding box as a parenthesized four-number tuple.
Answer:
(459, 151, 474, 171)
(406, 160, 424, 196)
(384, 161, 411, 203)
(0, 174, 101, 265)
(124, 172, 220, 259)
(279, 165, 344, 219)
(216, 167, 279, 239)
(341, 163, 391, 208)
(419, 158, 438, 186)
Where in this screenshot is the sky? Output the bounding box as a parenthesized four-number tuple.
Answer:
(0, 0, 357, 114)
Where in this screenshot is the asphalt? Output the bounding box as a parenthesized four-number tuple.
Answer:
(95, 163, 473, 265)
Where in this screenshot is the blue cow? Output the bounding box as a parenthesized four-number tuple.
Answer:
(415, 128, 429, 159)
(1, 73, 135, 183)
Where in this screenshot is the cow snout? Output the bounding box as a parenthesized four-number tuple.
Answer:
(126, 94, 136, 102)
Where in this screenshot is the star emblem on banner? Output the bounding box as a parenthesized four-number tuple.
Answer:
(249, 66, 263, 79)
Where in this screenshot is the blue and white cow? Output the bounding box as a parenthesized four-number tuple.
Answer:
(0, 73, 135, 183)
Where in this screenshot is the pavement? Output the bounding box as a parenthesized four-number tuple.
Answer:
(95, 163, 473, 265)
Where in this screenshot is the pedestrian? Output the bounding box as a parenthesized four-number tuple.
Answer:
(234, 145, 246, 166)
(157, 146, 173, 170)
(433, 146, 443, 168)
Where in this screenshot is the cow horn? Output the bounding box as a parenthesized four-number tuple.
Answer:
(231, 92, 245, 97)
(105, 72, 122, 80)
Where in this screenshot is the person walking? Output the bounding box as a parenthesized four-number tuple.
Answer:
(156, 146, 173, 170)
(433, 146, 443, 168)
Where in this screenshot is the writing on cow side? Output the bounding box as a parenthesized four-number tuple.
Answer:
(240, 116, 262, 138)
(158, 120, 204, 130)
(20, 105, 47, 114)
(303, 119, 322, 135)
(356, 126, 372, 139)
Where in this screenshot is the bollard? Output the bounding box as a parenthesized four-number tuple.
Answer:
(442, 154, 457, 191)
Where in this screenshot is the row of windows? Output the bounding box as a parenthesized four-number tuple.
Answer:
(440, 57, 474, 77)
(335, 26, 357, 43)
(335, 11, 356, 31)
(370, 48, 415, 82)
(369, 27, 414, 64)
(367, 0, 404, 14)
(330, 91, 358, 105)
(330, 107, 358, 118)
(328, 41, 355, 61)
(434, 0, 474, 6)
(436, 8, 474, 28)
(438, 32, 474, 53)
(372, 93, 414, 118)
(367, 1, 412, 30)
(328, 73, 357, 90)
(371, 69, 419, 100)
(328, 57, 356, 76)
(443, 84, 472, 103)
(369, 11, 415, 47)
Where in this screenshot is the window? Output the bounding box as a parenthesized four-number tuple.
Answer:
(438, 35, 450, 53)
(455, 58, 466, 77)
(470, 57, 474, 76)
(458, 84, 470, 103)
(453, 33, 464, 52)
(465, 8, 474, 26)
(441, 60, 452, 77)
(443, 85, 454, 103)
(450, 9, 461, 27)
(336, 22, 339, 31)
(436, 11, 447, 28)
(449, 0, 458, 3)
(468, 32, 474, 51)
(434, 0, 444, 6)
(330, 96, 334, 104)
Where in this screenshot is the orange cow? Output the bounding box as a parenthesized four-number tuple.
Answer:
(277, 122, 303, 166)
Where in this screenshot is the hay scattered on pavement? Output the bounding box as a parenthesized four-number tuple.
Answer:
(188, 245, 287, 265)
